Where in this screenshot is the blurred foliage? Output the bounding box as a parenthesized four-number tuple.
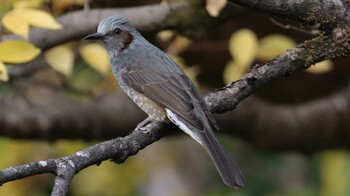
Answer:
(2, 8, 61, 38)
(45, 44, 74, 77)
(0, 0, 348, 195)
(0, 61, 8, 81)
(306, 60, 333, 74)
(0, 40, 41, 81)
(79, 42, 110, 75)
(157, 30, 192, 55)
(224, 28, 333, 84)
(0, 0, 61, 82)
(205, 0, 227, 17)
(320, 150, 350, 196)
(229, 28, 258, 69)
(256, 34, 296, 61)
(0, 40, 40, 63)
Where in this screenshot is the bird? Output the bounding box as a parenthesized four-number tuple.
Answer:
(85, 15, 245, 188)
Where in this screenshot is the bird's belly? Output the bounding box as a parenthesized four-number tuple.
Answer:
(125, 88, 167, 122)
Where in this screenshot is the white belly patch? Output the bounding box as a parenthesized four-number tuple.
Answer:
(165, 109, 203, 145)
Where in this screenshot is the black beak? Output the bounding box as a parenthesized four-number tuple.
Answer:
(84, 33, 104, 40)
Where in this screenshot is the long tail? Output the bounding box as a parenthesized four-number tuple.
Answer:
(165, 109, 245, 188)
(199, 127, 245, 188)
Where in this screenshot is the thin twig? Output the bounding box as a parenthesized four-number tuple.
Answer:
(270, 18, 318, 35)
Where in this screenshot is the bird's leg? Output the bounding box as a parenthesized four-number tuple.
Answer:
(135, 117, 152, 131)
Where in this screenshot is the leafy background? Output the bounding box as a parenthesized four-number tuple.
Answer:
(0, 0, 349, 195)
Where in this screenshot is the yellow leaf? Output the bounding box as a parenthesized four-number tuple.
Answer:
(206, 0, 227, 17)
(1, 8, 61, 38)
(1, 10, 29, 38)
(19, 9, 62, 29)
(45, 44, 74, 77)
(79, 43, 110, 75)
(0, 40, 40, 63)
(306, 60, 333, 74)
(157, 30, 175, 43)
(223, 60, 247, 84)
(257, 34, 296, 61)
(229, 28, 258, 69)
(0, 62, 9, 82)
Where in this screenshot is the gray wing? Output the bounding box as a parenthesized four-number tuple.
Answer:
(119, 54, 218, 131)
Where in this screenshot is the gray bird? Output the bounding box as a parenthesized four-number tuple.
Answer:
(85, 15, 245, 188)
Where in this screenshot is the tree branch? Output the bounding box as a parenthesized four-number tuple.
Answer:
(220, 89, 350, 153)
(51, 160, 76, 196)
(0, 122, 168, 196)
(206, 27, 350, 113)
(229, 0, 350, 25)
(0, 1, 349, 195)
(0, 159, 56, 184)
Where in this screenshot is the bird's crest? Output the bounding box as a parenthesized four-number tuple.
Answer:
(97, 15, 133, 34)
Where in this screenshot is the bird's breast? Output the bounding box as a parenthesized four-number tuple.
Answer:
(125, 87, 167, 122)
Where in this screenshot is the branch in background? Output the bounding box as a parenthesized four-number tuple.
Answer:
(0, 91, 144, 140)
(221, 90, 350, 153)
(1, 82, 350, 152)
(6, 54, 46, 78)
(230, 0, 350, 25)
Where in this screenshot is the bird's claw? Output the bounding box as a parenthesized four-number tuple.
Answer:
(138, 126, 148, 132)
(135, 117, 152, 133)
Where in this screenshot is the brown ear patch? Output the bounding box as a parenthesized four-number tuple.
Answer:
(121, 31, 133, 51)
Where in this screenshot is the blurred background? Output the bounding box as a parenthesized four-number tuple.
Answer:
(0, 0, 350, 195)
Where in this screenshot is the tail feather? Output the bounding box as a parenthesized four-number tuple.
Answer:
(165, 109, 245, 188)
(200, 128, 245, 188)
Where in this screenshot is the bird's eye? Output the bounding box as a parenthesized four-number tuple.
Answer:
(114, 28, 122, 34)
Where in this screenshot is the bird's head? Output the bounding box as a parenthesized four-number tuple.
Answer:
(85, 15, 139, 56)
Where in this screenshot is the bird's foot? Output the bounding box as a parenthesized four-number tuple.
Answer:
(135, 117, 152, 131)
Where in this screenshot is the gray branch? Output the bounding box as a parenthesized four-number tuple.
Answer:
(206, 27, 350, 113)
(229, 0, 350, 25)
(0, 1, 349, 195)
(0, 122, 167, 196)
